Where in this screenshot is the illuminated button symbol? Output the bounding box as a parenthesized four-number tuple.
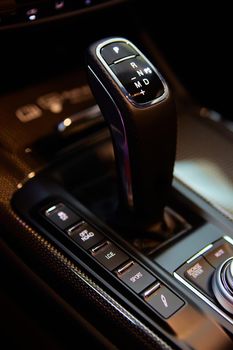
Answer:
(143, 78, 150, 85)
(57, 211, 69, 221)
(161, 294, 168, 308)
(137, 70, 144, 77)
(214, 249, 225, 258)
(140, 89, 145, 95)
(144, 67, 152, 74)
(130, 272, 143, 283)
(16, 104, 42, 123)
(130, 62, 138, 69)
(134, 81, 142, 89)
(187, 263, 204, 279)
(113, 46, 120, 54)
(79, 229, 94, 242)
(105, 251, 116, 260)
(37, 93, 63, 113)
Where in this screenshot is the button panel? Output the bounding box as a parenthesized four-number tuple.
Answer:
(42, 200, 184, 322)
(98, 39, 166, 106)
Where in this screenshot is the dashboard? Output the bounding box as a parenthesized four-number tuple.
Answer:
(1, 1, 233, 349)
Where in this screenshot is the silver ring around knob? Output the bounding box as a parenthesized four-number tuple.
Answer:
(212, 257, 233, 313)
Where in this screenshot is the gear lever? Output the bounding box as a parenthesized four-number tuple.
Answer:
(87, 37, 176, 231)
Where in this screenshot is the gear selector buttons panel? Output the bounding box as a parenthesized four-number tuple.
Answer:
(96, 38, 168, 106)
(110, 56, 165, 104)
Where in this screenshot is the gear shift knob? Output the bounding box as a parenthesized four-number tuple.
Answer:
(87, 37, 176, 228)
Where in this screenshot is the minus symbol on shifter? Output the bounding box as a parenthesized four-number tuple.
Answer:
(131, 77, 136, 80)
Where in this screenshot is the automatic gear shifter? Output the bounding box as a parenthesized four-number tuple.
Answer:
(87, 37, 176, 232)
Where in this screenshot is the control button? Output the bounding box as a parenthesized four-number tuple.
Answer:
(44, 203, 81, 230)
(91, 241, 129, 271)
(181, 257, 215, 298)
(101, 42, 137, 65)
(144, 284, 184, 319)
(67, 221, 104, 250)
(110, 56, 164, 104)
(204, 240, 233, 268)
(116, 261, 156, 293)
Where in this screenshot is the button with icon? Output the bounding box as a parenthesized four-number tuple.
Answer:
(101, 42, 137, 65)
(116, 261, 156, 293)
(143, 284, 184, 319)
(67, 221, 105, 250)
(44, 203, 81, 230)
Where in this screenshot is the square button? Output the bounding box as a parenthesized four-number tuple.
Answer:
(44, 203, 81, 230)
(67, 222, 105, 250)
(145, 284, 184, 319)
(204, 240, 233, 268)
(91, 241, 129, 271)
(117, 262, 156, 293)
(101, 42, 137, 65)
(176, 257, 215, 298)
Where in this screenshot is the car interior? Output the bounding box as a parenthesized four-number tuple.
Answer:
(1, 1, 233, 349)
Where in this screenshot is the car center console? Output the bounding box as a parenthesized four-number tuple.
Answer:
(11, 127, 233, 349)
(1, 2, 233, 349)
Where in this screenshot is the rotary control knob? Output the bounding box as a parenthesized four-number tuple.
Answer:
(212, 257, 233, 313)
